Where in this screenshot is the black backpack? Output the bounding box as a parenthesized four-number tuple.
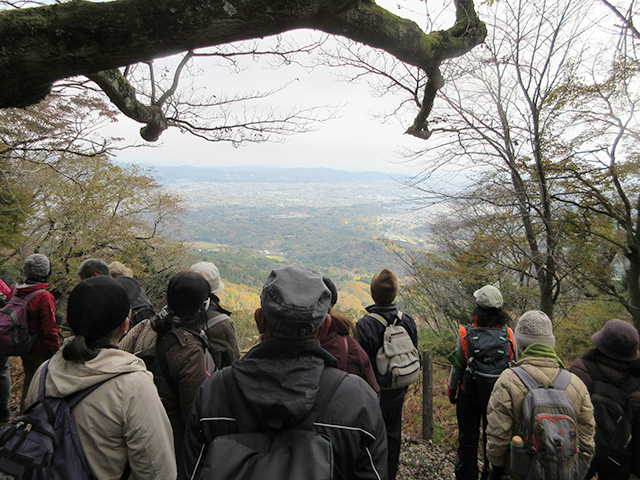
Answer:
(129, 304, 155, 329)
(196, 367, 347, 480)
(462, 325, 514, 404)
(583, 359, 639, 471)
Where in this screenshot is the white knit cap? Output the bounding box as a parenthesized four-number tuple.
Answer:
(190, 262, 225, 294)
(515, 310, 556, 349)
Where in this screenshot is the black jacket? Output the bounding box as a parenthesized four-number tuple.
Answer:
(180, 337, 388, 480)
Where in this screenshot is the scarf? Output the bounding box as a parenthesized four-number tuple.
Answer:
(520, 342, 564, 368)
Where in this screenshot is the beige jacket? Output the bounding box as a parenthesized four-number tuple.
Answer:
(486, 356, 595, 469)
(25, 342, 177, 480)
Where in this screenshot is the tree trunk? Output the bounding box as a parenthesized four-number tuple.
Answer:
(0, 0, 486, 108)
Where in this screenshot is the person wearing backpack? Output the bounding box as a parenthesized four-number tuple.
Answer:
(13, 254, 61, 412)
(0, 278, 10, 425)
(569, 319, 640, 480)
(109, 261, 156, 328)
(22, 275, 176, 479)
(355, 268, 418, 480)
(486, 310, 595, 480)
(190, 261, 241, 367)
(181, 264, 388, 480)
(320, 276, 380, 396)
(448, 285, 515, 480)
(135, 271, 216, 471)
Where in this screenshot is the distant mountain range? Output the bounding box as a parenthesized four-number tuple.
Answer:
(140, 164, 406, 184)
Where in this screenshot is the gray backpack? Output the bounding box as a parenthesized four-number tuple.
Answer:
(509, 367, 590, 480)
(369, 312, 420, 389)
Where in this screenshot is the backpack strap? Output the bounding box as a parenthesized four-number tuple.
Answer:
(369, 312, 402, 327)
(299, 367, 348, 430)
(37, 360, 131, 409)
(512, 366, 572, 392)
(550, 370, 572, 391)
(511, 366, 541, 392)
(205, 312, 231, 330)
(156, 331, 180, 395)
(339, 335, 349, 371)
(368, 312, 388, 327)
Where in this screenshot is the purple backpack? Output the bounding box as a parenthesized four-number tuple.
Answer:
(0, 287, 45, 355)
(0, 362, 127, 480)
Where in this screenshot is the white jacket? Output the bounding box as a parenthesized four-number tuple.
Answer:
(25, 342, 177, 480)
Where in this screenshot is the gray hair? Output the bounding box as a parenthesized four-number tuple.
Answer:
(77, 258, 110, 280)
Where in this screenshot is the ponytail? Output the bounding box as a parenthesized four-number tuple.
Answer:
(62, 330, 116, 363)
(62, 335, 100, 362)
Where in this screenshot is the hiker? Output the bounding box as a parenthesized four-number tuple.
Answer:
(109, 261, 156, 328)
(190, 261, 241, 367)
(180, 264, 387, 480)
(570, 319, 640, 480)
(108, 260, 134, 279)
(24, 276, 176, 479)
(122, 271, 215, 470)
(0, 278, 11, 425)
(486, 310, 595, 480)
(448, 285, 515, 480)
(14, 254, 60, 411)
(355, 268, 418, 480)
(320, 276, 380, 395)
(77, 258, 110, 280)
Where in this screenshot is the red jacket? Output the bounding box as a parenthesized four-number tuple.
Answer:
(10, 282, 60, 356)
(321, 316, 380, 396)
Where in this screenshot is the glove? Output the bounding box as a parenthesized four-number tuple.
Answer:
(448, 385, 457, 404)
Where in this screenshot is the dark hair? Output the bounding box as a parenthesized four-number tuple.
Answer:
(77, 258, 110, 280)
(63, 332, 114, 362)
(157, 271, 210, 334)
(472, 305, 510, 327)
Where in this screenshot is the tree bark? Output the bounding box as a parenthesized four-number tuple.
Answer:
(0, 0, 486, 109)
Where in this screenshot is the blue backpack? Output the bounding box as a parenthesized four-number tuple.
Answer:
(0, 361, 129, 480)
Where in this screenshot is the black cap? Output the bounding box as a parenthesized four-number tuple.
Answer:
(167, 271, 210, 315)
(115, 276, 142, 304)
(67, 276, 130, 340)
(323, 277, 338, 307)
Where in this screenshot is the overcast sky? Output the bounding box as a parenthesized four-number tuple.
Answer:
(110, 0, 444, 175)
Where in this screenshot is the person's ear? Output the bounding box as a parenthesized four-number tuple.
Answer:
(255, 308, 267, 334)
(115, 317, 130, 343)
(318, 314, 332, 339)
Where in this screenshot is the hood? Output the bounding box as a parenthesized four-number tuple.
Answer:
(15, 281, 49, 294)
(230, 338, 336, 428)
(42, 340, 151, 398)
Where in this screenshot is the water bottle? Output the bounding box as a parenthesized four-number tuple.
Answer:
(509, 435, 530, 479)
